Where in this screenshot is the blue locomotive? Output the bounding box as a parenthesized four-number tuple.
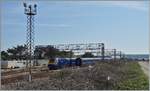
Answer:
(48, 57, 82, 70)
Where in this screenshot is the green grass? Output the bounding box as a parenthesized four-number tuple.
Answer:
(115, 62, 149, 90)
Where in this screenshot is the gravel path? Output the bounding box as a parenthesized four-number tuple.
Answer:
(138, 61, 149, 77)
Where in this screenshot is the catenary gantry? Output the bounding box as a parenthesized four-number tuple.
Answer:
(36, 42, 124, 59)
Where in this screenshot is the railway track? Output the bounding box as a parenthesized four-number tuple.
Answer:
(1, 65, 87, 85)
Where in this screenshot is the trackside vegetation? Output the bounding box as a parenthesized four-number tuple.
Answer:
(115, 62, 149, 90)
(1, 61, 149, 90)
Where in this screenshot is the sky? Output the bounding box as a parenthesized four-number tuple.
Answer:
(1, 1, 149, 54)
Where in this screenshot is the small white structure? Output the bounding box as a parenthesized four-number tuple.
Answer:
(1, 61, 16, 68)
(1, 60, 27, 69)
(1, 60, 49, 69)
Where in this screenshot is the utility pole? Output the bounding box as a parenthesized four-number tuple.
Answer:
(119, 51, 122, 59)
(24, 3, 37, 82)
(69, 49, 72, 66)
(113, 49, 116, 61)
(101, 43, 105, 60)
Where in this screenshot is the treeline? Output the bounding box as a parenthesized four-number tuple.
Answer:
(34, 45, 73, 59)
(1, 45, 28, 60)
(1, 45, 95, 60)
(1, 45, 73, 60)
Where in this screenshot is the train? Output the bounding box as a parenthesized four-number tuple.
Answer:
(47, 57, 112, 70)
(48, 58, 82, 70)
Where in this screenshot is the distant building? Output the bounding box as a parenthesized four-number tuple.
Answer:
(1, 60, 48, 69)
(1, 60, 27, 69)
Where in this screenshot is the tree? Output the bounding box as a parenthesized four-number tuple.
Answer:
(7, 47, 18, 60)
(59, 51, 73, 58)
(82, 52, 94, 58)
(34, 46, 74, 59)
(7, 45, 27, 60)
(44, 45, 59, 58)
(1, 51, 9, 60)
(34, 46, 60, 59)
(16, 45, 27, 60)
(34, 47, 44, 59)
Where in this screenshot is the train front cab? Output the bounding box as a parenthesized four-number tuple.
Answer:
(48, 58, 58, 70)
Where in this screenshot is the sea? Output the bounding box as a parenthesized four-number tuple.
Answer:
(125, 54, 149, 60)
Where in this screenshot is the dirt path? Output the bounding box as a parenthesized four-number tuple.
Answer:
(138, 61, 149, 77)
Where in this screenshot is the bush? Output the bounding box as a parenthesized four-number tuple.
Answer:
(1, 61, 149, 90)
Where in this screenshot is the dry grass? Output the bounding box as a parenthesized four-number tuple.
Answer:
(1, 61, 149, 90)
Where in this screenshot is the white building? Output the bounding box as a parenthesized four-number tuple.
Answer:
(1, 60, 27, 69)
(1, 60, 49, 69)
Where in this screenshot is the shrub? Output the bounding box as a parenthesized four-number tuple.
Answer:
(1, 61, 149, 90)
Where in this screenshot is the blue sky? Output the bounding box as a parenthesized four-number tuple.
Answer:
(1, 1, 149, 54)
